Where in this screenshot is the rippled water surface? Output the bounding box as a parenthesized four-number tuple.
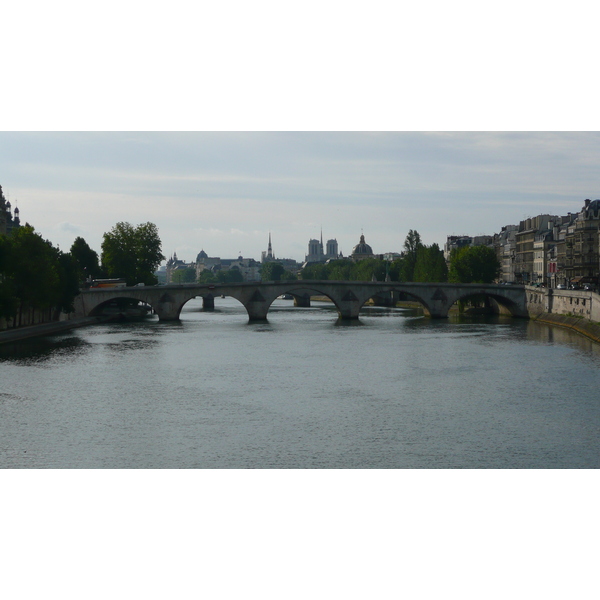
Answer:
(1, 298, 599, 468)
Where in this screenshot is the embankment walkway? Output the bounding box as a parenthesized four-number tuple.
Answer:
(0, 317, 105, 345)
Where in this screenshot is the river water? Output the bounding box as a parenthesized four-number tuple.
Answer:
(1, 297, 598, 468)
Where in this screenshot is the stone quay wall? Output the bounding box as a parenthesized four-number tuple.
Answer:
(525, 286, 600, 343)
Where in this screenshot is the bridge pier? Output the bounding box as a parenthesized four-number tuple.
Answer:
(427, 309, 449, 319)
(371, 292, 396, 307)
(155, 305, 181, 321)
(337, 310, 360, 320)
(336, 302, 361, 320)
(331, 289, 364, 320)
(202, 294, 215, 311)
(246, 304, 269, 321)
(293, 293, 311, 308)
(422, 287, 452, 318)
(153, 292, 184, 321)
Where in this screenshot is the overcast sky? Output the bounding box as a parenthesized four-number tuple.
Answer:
(1, 131, 599, 264)
(4, 3, 600, 267)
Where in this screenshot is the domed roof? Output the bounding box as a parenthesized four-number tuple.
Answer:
(352, 234, 373, 256)
(197, 249, 208, 260)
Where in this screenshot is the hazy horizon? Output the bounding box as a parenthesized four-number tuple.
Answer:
(2, 131, 598, 265)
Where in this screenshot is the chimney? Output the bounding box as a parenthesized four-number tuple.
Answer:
(585, 199, 591, 207)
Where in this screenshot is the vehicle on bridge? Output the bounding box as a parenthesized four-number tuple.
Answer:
(88, 278, 127, 289)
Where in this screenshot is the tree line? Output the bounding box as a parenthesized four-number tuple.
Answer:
(0, 220, 164, 329)
(0, 226, 80, 327)
(172, 257, 299, 284)
(202, 229, 500, 285)
(301, 229, 500, 284)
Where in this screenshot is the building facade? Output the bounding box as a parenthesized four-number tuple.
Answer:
(350, 234, 374, 261)
(165, 252, 195, 283)
(195, 249, 262, 282)
(444, 235, 472, 262)
(514, 214, 557, 284)
(305, 232, 341, 263)
(494, 225, 518, 283)
(564, 199, 600, 286)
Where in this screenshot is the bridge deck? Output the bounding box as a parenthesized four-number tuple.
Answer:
(76, 281, 528, 321)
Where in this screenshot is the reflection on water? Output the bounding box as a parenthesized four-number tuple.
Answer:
(0, 335, 90, 365)
(526, 320, 600, 355)
(0, 297, 598, 468)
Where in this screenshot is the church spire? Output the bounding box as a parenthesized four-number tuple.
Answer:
(267, 232, 273, 259)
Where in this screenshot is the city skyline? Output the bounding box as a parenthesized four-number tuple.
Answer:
(1, 132, 599, 265)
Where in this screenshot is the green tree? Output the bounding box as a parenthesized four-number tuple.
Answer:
(388, 256, 406, 281)
(281, 269, 297, 281)
(55, 250, 81, 313)
(261, 262, 286, 282)
(301, 258, 388, 282)
(351, 258, 387, 281)
(1, 226, 81, 325)
(402, 229, 422, 281)
(0, 234, 18, 320)
(101, 222, 137, 284)
(300, 262, 330, 281)
(1, 227, 80, 325)
(171, 267, 197, 283)
(101, 222, 164, 286)
(70, 236, 102, 283)
(448, 245, 500, 284)
(9, 226, 59, 317)
(216, 267, 244, 283)
(135, 222, 165, 285)
(413, 243, 448, 282)
(198, 270, 218, 284)
(261, 262, 297, 282)
(327, 259, 354, 281)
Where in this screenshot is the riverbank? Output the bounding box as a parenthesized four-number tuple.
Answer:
(317, 295, 600, 344)
(0, 316, 105, 345)
(529, 313, 600, 344)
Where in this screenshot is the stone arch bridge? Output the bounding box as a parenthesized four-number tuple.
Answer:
(75, 281, 528, 321)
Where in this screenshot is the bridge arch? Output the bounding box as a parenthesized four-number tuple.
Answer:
(368, 286, 434, 317)
(280, 284, 343, 315)
(273, 283, 435, 320)
(86, 294, 157, 318)
(450, 290, 526, 318)
(177, 292, 249, 318)
(228, 283, 345, 321)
